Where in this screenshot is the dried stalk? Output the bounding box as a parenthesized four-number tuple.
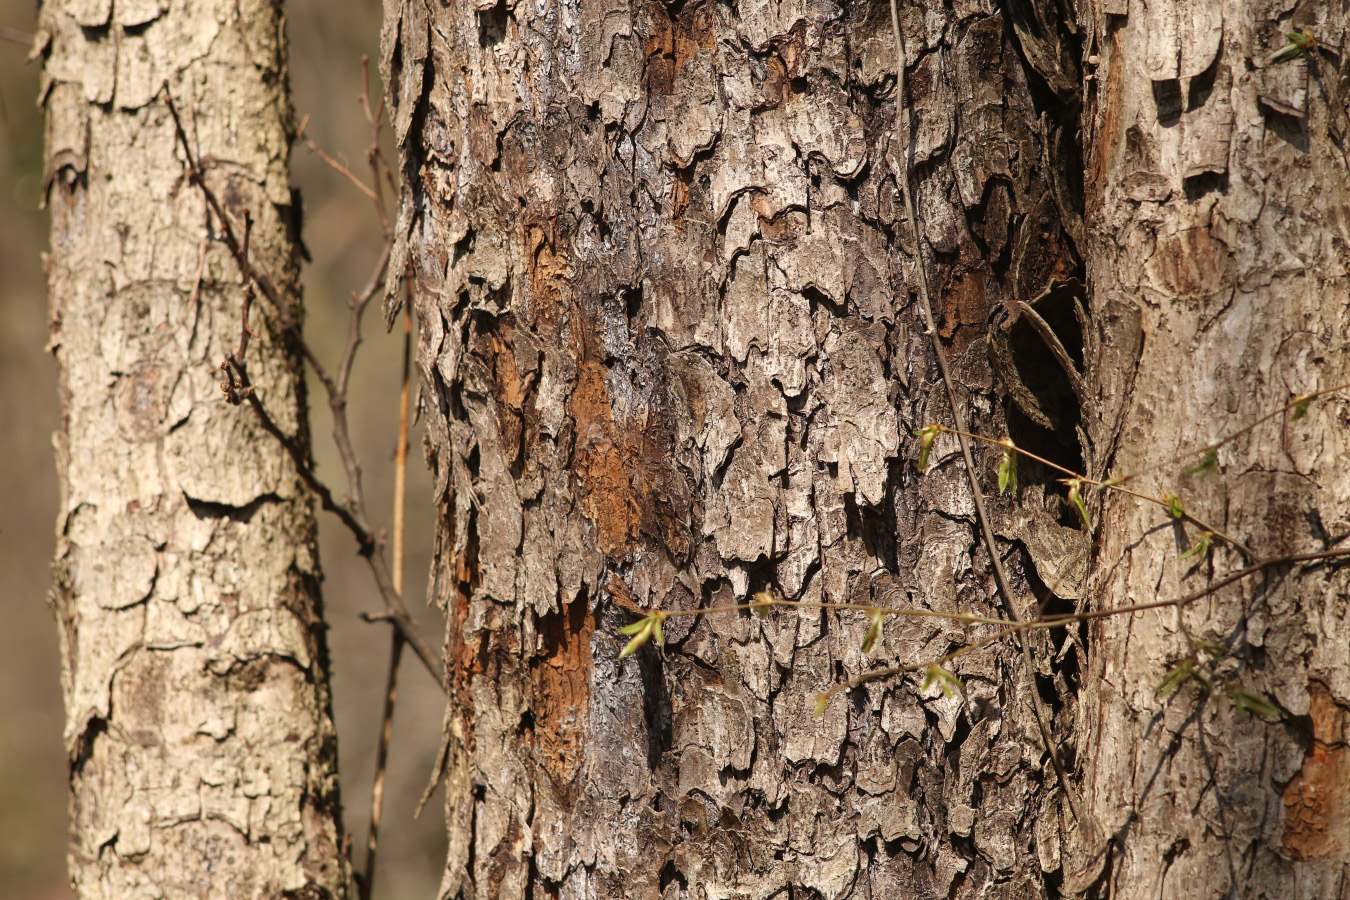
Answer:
(360, 301, 413, 900)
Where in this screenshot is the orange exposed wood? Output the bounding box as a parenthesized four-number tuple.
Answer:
(529, 596, 595, 790)
(567, 364, 639, 557)
(1282, 681, 1350, 860)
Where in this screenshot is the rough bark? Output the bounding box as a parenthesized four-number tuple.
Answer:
(1074, 2, 1350, 897)
(383, 0, 1091, 897)
(41, 1, 350, 897)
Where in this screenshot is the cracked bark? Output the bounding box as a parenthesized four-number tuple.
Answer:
(384, 0, 1350, 896)
(42, 1, 350, 897)
(1073, 2, 1350, 897)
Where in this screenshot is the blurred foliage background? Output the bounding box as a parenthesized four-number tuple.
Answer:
(0, 3, 447, 898)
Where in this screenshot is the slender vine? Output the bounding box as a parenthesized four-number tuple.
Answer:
(616, 383, 1350, 712)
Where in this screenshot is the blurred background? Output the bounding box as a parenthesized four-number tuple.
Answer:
(0, 3, 447, 898)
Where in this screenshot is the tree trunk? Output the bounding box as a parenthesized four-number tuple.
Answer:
(1073, 2, 1350, 897)
(42, 1, 350, 896)
(384, 0, 1350, 895)
(383, 0, 1092, 897)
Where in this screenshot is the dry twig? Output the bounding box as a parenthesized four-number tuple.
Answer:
(163, 86, 444, 692)
(360, 299, 413, 900)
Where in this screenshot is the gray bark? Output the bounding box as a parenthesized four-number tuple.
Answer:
(1074, 2, 1350, 897)
(41, 1, 350, 897)
(383, 0, 1088, 897)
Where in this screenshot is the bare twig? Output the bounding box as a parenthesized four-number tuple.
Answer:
(392, 305, 412, 600)
(359, 55, 398, 232)
(0, 26, 33, 46)
(215, 211, 259, 405)
(305, 137, 379, 201)
(653, 546, 1350, 711)
(635, 543, 1350, 631)
(163, 86, 444, 692)
(1102, 380, 1350, 486)
(926, 425, 1257, 558)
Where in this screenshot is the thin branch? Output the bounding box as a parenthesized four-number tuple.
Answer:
(816, 628, 1010, 707)
(216, 211, 258, 405)
(1044, 545, 1350, 626)
(1104, 380, 1350, 486)
(360, 56, 398, 233)
(928, 425, 1256, 558)
(305, 137, 379, 201)
(163, 87, 444, 692)
(225, 366, 439, 681)
(393, 304, 412, 597)
(165, 91, 331, 381)
(634, 542, 1350, 634)
(804, 544, 1350, 709)
(337, 241, 393, 397)
(651, 599, 1014, 626)
(934, 425, 1082, 480)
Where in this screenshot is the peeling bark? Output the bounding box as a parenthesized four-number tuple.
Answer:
(42, 1, 349, 896)
(384, 0, 1092, 897)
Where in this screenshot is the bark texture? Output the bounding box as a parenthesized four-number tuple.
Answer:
(383, 0, 1091, 897)
(1074, 2, 1350, 896)
(42, 1, 349, 897)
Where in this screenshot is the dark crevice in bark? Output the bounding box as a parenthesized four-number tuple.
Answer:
(68, 714, 109, 777)
(184, 491, 284, 522)
(1007, 405, 1082, 486)
(658, 858, 687, 897)
(1182, 170, 1228, 202)
(999, 0, 1082, 114)
(803, 284, 848, 319)
(640, 646, 673, 769)
(947, 705, 974, 753)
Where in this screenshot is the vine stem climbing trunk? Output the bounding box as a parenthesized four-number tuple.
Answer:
(41, 1, 350, 897)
